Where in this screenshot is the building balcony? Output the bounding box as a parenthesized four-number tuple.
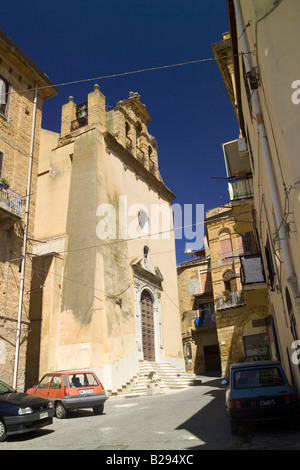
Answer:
(215, 290, 245, 310)
(195, 312, 216, 328)
(228, 177, 253, 201)
(220, 250, 234, 265)
(183, 308, 216, 330)
(0, 184, 24, 219)
(240, 254, 266, 289)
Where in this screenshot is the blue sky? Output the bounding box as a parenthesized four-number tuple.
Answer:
(2, 0, 239, 264)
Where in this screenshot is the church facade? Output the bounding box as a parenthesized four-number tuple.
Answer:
(26, 86, 184, 394)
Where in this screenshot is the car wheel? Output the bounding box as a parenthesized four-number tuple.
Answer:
(0, 419, 7, 442)
(55, 401, 67, 419)
(93, 405, 104, 415)
(230, 420, 240, 435)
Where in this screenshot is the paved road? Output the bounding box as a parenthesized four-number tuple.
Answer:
(2, 374, 300, 452)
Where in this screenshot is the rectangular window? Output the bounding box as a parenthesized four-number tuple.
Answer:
(0, 76, 11, 117)
(234, 366, 284, 390)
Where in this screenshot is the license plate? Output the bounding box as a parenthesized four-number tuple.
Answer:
(258, 399, 277, 406)
(79, 389, 94, 394)
(40, 411, 49, 419)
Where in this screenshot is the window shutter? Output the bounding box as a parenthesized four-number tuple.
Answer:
(220, 238, 232, 254)
(199, 271, 212, 293)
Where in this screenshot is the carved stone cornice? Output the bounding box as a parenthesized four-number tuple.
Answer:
(103, 131, 175, 203)
(132, 263, 163, 291)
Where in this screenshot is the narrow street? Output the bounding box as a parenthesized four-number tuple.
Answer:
(2, 374, 300, 452)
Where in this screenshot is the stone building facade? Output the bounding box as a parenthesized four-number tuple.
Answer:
(205, 199, 274, 378)
(177, 249, 220, 374)
(0, 30, 57, 389)
(212, 0, 300, 392)
(26, 86, 184, 394)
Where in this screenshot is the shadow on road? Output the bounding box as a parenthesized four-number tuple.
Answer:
(176, 375, 231, 450)
(176, 375, 300, 450)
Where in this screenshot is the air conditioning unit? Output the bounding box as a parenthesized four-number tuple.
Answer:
(238, 137, 249, 158)
(238, 137, 247, 152)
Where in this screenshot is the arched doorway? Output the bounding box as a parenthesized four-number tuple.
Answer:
(141, 290, 155, 361)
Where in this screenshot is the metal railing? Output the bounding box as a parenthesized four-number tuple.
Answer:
(215, 290, 245, 310)
(228, 177, 253, 201)
(183, 309, 216, 328)
(0, 186, 24, 217)
(220, 251, 234, 265)
(195, 313, 216, 327)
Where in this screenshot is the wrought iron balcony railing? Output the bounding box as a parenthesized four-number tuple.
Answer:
(195, 312, 216, 327)
(228, 177, 253, 201)
(220, 250, 234, 265)
(183, 309, 216, 328)
(215, 290, 245, 310)
(0, 185, 24, 217)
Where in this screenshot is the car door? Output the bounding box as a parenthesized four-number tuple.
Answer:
(48, 374, 64, 400)
(34, 374, 53, 398)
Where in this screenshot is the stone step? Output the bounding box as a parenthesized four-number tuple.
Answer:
(128, 360, 201, 394)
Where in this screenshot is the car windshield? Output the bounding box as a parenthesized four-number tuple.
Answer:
(234, 367, 285, 389)
(0, 380, 15, 394)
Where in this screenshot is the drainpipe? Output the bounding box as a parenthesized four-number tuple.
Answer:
(13, 83, 38, 390)
(233, 0, 298, 296)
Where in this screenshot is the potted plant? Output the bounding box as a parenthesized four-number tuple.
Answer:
(0, 177, 10, 189)
(144, 371, 161, 395)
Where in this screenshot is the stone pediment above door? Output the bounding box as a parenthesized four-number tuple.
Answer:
(131, 261, 163, 291)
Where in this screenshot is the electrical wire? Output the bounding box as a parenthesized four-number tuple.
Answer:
(26, 208, 254, 258)
(0, 52, 248, 101)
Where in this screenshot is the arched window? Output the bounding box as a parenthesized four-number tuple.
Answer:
(125, 122, 132, 149)
(136, 122, 142, 142)
(223, 270, 237, 293)
(186, 342, 192, 359)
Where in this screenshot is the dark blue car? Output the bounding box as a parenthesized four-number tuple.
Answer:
(223, 361, 299, 435)
(0, 379, 54, 441)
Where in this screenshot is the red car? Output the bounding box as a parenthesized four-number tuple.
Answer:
(27, 370, 107, 419)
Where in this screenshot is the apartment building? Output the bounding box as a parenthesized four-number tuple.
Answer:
(177, 249, 220, 374)
(211, 0, 300, 391)
(205, 140, 275, 377)
(0, 30, 57, 389)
